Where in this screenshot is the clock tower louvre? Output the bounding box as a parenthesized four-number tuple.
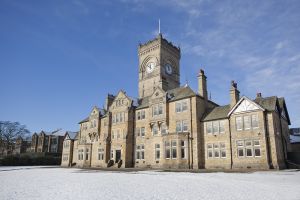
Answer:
(138, 34, 181, 98)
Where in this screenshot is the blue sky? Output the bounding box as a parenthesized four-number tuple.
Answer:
(0, 0, 299, 133)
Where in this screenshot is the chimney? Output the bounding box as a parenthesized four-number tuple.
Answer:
(256, 92, 262, 98)
(105, 94, 115, 111)
(198, 69, 208, 101)
(230, 80, 240, 108)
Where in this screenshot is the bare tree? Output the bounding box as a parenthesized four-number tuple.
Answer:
(0, 121, 30, 155)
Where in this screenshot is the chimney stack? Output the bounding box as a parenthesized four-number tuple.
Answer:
(230, 80, 240, 108)
(256, 92, 262, 98)
(198, 69, 208, 101)
(105, 94, 115, 110)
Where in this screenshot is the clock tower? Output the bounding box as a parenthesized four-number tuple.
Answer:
(138, 34, 181, 98)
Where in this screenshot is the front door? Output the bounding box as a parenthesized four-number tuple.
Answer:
(115, 150, 121, 163)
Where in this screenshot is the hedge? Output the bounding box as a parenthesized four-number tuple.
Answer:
(0, 154, 61, 166)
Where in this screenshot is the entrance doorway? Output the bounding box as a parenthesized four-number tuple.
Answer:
(115, 150, 121, 163)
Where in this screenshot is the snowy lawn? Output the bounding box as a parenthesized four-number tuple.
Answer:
(0, 166, 300, 200)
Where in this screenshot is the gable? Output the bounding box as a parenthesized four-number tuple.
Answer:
(228, 96, 264, 116)
(109, 90, 132, 110)
(151, 87, 166, 99)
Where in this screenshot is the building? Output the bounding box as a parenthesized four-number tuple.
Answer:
(31, 129, 66, 154)
(289, 128, 300, 152)
(62, 34, 291, 170)
(13, 136, 31, 155)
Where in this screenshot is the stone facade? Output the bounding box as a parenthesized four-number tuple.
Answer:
(31, 130, 65, 154)
(62, 34, 291, 170)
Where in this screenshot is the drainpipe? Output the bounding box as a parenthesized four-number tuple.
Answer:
(264, 112, 272, 169)
(189, 97, 194, 169)
(228, 118, 233, 169)
(278, 110, 287, 167)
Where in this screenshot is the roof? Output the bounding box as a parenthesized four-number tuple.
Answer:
(135, 86, 197, 109)
(136, 96, 150, 109)
(78, 117, 89, 124)
(66, 131, 79, 140)
(167, 86, 196, 102)
(51, 129, 66, 136)
(202, 105, 231, 121)
(254, 96, 277, 111)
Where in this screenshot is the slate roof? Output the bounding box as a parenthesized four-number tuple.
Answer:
(66, 131, 79, 140)
(78, 117, 89, 124)
(202, 96, 290, 122)
(135, 86, 197, 109)
(167, 86, 196, 102)
(254, 96, 278, 111)
(202, 105, 231, 121)
(136, 96, 150, 109)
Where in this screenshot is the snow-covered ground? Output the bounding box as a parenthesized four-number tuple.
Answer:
(0, 166, 300, 200)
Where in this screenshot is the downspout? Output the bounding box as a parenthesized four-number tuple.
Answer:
(228, 118, 233, 169)
(132, 108, 136, 168)
(189, 97, 194, 169)
(264, 112, 272, 169)
(278, 110, 288, 166)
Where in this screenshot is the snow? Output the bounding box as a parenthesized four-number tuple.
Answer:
(0, 166, 300, 200)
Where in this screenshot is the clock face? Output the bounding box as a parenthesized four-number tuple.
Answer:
(165, 63, 173, 75)
(146, 62, 155, 73)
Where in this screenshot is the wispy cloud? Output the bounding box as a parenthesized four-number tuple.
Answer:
(122, 0, 300, 126)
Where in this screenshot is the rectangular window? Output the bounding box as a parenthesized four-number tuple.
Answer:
(181, 140, 187, 159)
(252, 114, 259, 129)
(136, 128, 140, 137)
(176, 100, 188, 113)
(219, 121, 225, 133)
(220, 143, 226, 158)
(171, 141, 177, 159)
(246, 148, 253, 157)
(111, 150, 114, 159)
(182, 101, 188, 111)
(165, 141, 171, 159)
(141, 127, 145, 137)
(175, 102, 181, 113)
(155, 144, 160, 160)
(254, 148, 261, 157)
(98, 148, 104, 160)
(120, 112, 123, 122)
(237, 139, 261, 158)
(152, 124, 158, 136)
(136, 146, 140, 160)
(153, 106, 158, 116)
(141, 110, 145, 119)
(182, 120, 188, 132)
(85, 149, 89, 160)
(137, 112, 141, 120)
(117, 129, 120, 139)
(207, 143, 213, 158)
(158, 105, 163, 115)
(176, 121, 182, 132)
(238, 148, 244, 157)
(206, 122, 212, 134)
(213, 121, 219, 134)
(213, 143, 220, 158)
(244, 116, 251, 130)
(236, 116, 243, 131)
(141, 145, 145, 159)
(136, 145, 145, 160)
(161, 123, 167, 135)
